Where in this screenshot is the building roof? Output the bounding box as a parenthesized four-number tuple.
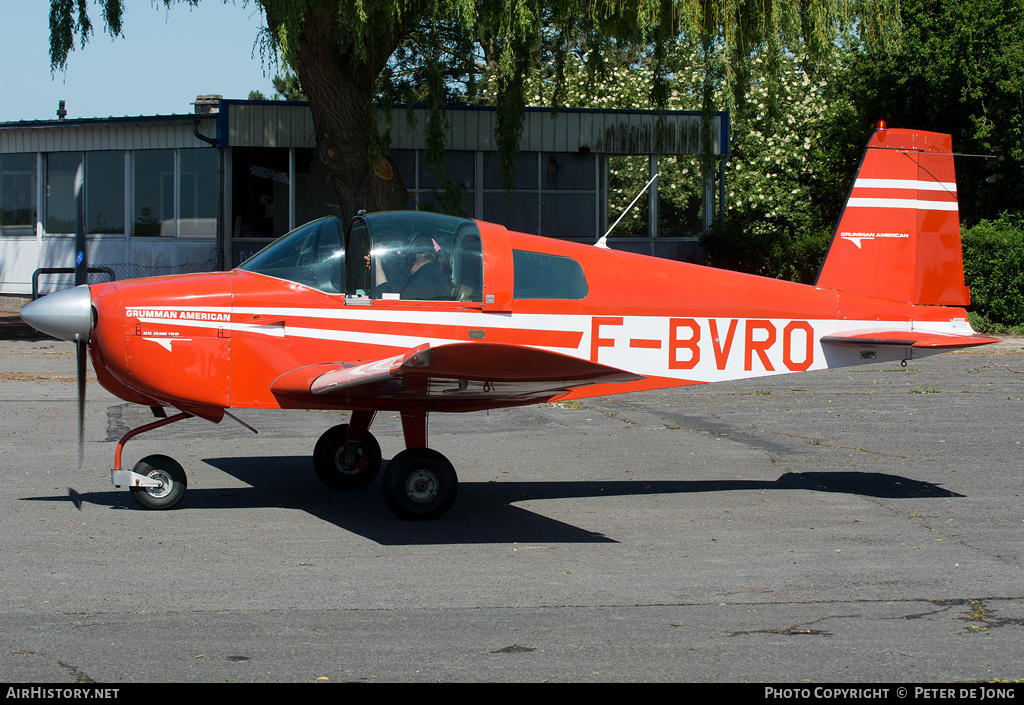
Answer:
(2, 99, 728, 156)
(0, 113, 217, 153)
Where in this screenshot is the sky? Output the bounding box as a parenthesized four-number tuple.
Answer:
(0, 1, 277, 123)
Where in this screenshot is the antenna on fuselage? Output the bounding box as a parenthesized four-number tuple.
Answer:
(595, 172, 659, 248)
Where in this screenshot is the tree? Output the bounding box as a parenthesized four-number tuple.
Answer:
(249, 69, 305, 102)
(825, 0, 1024, 226)
(48, 0, 901, 229)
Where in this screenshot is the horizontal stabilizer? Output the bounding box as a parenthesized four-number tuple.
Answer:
(821, 331, 999, 349)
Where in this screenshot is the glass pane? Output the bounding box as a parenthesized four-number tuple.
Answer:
(542, 152, 595, 190)
(541, 193, 596, 238)
(483, 192, 538, 234)
(231, 147, 290, 239)
(86, 151, 124, 234)
(45, 152, 82, 234)
(179, 149, 218, 238)
(419, 150, 474, 189)
(606, 156, 649, 237)
(295, 149, 341, 226)
(389, 150, 417, 210)
(238, 216, 345, 294)
(363, 211, 472, 301)
(134, 150, 174, 236)
(346, 219, 371, 296)
(450, 222, 483, 302)
(484, 152, 537, 189)
(513, 249, 588, 299)
(1, 153, 36, 236)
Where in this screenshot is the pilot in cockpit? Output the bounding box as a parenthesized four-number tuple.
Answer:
(367, 233, 452, 300)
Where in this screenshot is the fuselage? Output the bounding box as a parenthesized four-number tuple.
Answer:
(80, 215, 973, 420)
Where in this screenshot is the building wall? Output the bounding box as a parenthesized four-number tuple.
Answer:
(0, 116, 221, 297)
(1, 104, 723, 301)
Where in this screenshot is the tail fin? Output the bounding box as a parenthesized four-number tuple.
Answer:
(816, 126, 971, 306)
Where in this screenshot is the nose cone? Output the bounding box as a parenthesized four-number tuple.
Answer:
(20, 285, 94, 342)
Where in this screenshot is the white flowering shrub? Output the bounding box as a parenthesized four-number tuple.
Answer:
(503, 44, 840, 277)
(708, 52, 838, 281)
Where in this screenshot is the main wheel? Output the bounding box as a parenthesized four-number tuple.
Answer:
(128, 454, 187, 510)
(313, 424, 382, 490)
(382, 448, 458, 520)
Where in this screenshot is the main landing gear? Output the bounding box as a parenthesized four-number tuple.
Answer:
(312, 409, 458, 521)
(111, 408, 458, 519)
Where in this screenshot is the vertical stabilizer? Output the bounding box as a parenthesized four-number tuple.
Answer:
(816, 127, 970, 305)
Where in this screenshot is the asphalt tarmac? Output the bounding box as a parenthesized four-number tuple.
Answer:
(1, 316, 1022, 683)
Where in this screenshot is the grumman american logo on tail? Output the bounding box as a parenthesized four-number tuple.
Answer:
(839, 231, 910, 248)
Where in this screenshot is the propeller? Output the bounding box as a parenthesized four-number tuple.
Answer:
(20, 167, 94, 466)
(74, 163, 86, 466)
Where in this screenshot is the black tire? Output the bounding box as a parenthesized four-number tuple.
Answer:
(382, 448, 458, 520)
(313, 424, 382, 490)
(128, 454, 187, 510)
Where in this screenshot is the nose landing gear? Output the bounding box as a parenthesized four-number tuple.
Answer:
(110, 411, 193, 510)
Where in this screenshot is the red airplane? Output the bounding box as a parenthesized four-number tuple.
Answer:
(21, 126, 998, 520)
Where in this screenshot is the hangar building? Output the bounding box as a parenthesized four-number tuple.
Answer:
(0, 97, 728, 310)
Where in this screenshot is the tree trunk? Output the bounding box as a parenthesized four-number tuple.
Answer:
(293, 7, 408, 227)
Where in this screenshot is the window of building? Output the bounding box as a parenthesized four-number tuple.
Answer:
(231, 147, 290, 240)
(178, 149, 218, 238)
(482, 151, 598, 238)
(1, 153, 36, 236)
(45, 152, 83, 234)
(86, 151, 125, 234)
(295, 149, 341, 226)
(133, 149, 174, 236)
(417, 151, 474, 217)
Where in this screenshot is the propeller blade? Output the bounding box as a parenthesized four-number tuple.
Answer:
(74, 161, 86, 466)
(74, 163, 86, 286)
(77, 337, 86, 467)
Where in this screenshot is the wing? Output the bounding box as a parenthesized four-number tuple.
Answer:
(271, 342, 644, 410)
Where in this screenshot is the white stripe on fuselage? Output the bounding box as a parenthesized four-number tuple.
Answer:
(129, 307, 972, 384)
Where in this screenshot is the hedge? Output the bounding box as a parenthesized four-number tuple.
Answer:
(961, 213, 1024, 334)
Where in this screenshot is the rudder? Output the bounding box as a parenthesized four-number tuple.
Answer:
(816, 126, 971, 306)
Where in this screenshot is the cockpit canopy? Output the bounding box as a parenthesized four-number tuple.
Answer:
(238, 212, 483, 302)
(238, 216, 346, 293)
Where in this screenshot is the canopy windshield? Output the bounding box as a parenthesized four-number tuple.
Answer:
(238, 216, 345, 294)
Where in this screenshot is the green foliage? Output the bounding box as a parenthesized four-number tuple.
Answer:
(828, 0, 1024, 226)
(48, 0, 903, 222)
(417, 178, 471, 218)
(961, 214, 1024, 332)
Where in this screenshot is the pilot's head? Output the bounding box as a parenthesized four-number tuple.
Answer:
(403, 234, 438, 273)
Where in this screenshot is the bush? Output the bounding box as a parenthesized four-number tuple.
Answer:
(961, 213, 1024, 333)
(699, 216, 831, 284)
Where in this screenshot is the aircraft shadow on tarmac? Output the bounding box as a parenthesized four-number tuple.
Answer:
(32, 456, 964, 546)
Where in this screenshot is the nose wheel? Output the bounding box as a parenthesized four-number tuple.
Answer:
(127, 454, 187, 510)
